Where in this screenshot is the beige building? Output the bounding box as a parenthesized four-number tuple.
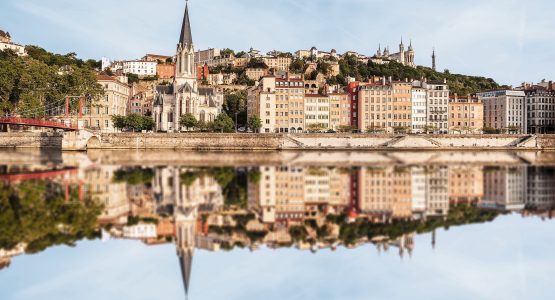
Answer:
(247, 75, 305, 133)
(246, 68, 268, 81)
(358, 79, 412, 133)
(448, 95, 484, 134)
(83, 75, 130, 132)
(262, 56, 291, 72)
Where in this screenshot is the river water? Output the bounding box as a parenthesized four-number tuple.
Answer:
(0, 149, 554, 300)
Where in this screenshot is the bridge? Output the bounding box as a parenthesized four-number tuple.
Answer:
(0, 95, 85, 132)
(0, 117, 78, 131)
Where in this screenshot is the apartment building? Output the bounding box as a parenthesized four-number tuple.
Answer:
(477, 90, 527, 134)
(411, 86, 427, 133)
(525, 84, 555, 134)
(448, 95, 484, 134)
(262, 56, 292, 72)
(357, 78, 412, 133)
(122, 60, 157, 76)
(420, 80, 450, 134)
(83, 75, 130, 132)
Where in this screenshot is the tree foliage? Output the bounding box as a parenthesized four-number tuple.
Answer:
(213, 112, 235, 133)
(180, 113, 198, 130)
(0, 47, 103, 117)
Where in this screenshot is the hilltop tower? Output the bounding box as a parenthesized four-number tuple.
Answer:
(175, 0, 196, 87)
(432, 48, 437, 71)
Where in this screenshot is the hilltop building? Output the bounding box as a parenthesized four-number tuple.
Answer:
(372, 39, 415, 67)
(0, 29, 26, 56)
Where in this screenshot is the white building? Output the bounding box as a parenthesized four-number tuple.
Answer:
(122, 60, 157, 77)
(411, 86, 427, 133)
(477, 90, 527, 134)
(0, 30, 26, 56)
(413, 80, 449, 134)
(123, 224, 157, 239)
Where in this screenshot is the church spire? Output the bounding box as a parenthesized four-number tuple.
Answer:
(179, 249, 193, 298)
(179, 0, 193, 48)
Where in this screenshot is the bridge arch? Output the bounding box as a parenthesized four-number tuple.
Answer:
(86, 136, 101, 149)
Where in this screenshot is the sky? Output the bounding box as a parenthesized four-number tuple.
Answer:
(0, 0, 554, 86)
(1, 215, 554, 300)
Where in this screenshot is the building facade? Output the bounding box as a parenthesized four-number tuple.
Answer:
(448, 95, 484, 134)
(122, 60, 157, 77)
(83, 75, 130, 132)
(0, 30, 26, 56)
(477, 90, 527, 134)
(525, 85, 555, 134)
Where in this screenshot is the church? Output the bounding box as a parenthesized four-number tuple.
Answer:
(373, 39, 416, 68)
(153, 1, 223, 132)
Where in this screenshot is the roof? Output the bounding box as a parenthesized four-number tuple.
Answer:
(179, 2, 193, 47)
(0, 30, 10, 38)
(97, 74, 117, 81)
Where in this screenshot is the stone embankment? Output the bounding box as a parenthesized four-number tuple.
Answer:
(1, 132, 555, 151)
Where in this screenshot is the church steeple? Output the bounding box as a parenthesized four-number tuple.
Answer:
(179, 0, 193, 49)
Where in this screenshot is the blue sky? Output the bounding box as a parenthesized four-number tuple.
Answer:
(1, 215, 554, 300)
(1, 0, 554, 85)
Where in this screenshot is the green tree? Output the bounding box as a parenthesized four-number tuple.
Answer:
(307, 123, 325, 133)
(247, 115, 262, 133)
(140, 116, 154, 131)
(111, 115, 126, 130)
(223, 92, 247, 127)
(213, 112, 235, 133)
(125, 114, 144, 131)
(180, 113, 198, 131)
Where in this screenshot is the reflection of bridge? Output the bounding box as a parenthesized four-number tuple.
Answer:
(0, 167, 84, 202)
(0, 168, 79, 182)
(0, 117, 78, 131)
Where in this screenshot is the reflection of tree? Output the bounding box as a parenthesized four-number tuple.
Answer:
(0, 181, 102, 254)
(179, 167, 249, 209)
(113, 168, 154, 185)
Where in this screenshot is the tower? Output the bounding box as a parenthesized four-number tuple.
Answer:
(406, 40, 415, 67)
(175, 0, 196, 86)
(399, 38, 406, 65)
(432, 48, 436, 71)
(377, 44, 382, 57)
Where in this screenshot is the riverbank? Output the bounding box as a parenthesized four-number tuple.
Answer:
(1, 132, 554, 151)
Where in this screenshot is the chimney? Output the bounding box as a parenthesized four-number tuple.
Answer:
(443, 78, 447, 84)
(388, 76, 393, 84)
(382, 77, 386, 85)
(549, 81, 553, 91)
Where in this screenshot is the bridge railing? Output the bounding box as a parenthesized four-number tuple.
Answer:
(0, 117, 78, 130)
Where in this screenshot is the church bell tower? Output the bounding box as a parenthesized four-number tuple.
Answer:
(175, 0, 196, 86)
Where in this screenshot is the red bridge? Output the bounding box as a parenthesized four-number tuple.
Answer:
(0, 168, 79, 183)
(0, 117, 78, 131)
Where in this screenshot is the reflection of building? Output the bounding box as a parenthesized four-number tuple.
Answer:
(481, 166, 527, 211)
(449, 166, 483, 204)
(526, 167, 555, 211)
(84, 166, 128, 224)
(425, 166, 450, 217)
(358, 167, 412, 221)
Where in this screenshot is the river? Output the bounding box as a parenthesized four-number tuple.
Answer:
(0, 149, 554, 300)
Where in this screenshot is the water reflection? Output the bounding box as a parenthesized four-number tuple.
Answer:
(0, 151, 554, 298)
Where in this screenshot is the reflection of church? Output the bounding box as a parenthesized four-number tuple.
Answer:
(153, 2, 222, 132)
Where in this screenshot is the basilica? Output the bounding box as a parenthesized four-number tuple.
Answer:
(373, 39, 416, 67)
(153, 2, 222, 132)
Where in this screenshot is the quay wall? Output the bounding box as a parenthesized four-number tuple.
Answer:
(2, 132, 555, 151)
